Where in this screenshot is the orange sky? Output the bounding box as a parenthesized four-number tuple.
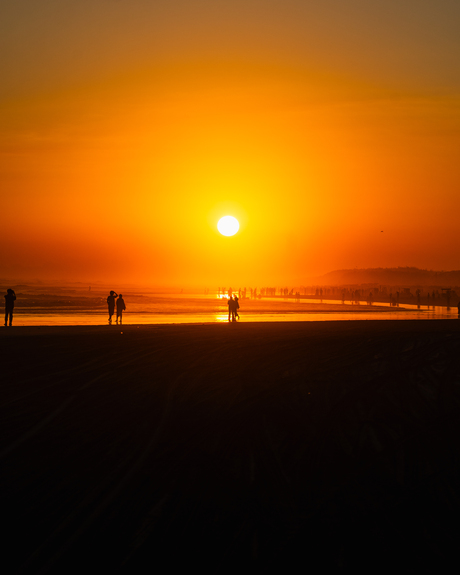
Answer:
(1, 1, 460, 286)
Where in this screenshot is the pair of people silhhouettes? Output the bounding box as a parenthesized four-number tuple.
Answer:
(227, 295, 240, 322)
(107, 291, 126, 324)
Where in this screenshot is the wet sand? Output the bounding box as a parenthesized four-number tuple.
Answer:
(2, 321, 460, 573)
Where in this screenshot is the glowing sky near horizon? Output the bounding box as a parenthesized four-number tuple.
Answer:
(1, 0, 460, 286)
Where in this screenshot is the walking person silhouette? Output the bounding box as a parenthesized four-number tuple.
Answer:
(234, 295, 240, 320)
(4, 289, 16, 326)
(116, 294, 126, 324)
(107, 290, 118, 324)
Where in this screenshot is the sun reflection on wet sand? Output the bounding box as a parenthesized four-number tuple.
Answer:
(10, 308, 459, 326)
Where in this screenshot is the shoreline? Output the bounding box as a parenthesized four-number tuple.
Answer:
(4, 304, 458, 330)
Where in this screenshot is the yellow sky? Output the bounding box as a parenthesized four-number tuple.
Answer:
(1, 1, 460, 286)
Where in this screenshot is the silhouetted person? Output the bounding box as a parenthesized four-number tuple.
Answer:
(4, 289, 16, 326)
(107, 290, 118, 323)
(234, 296, 240, 320)
(116, 294, 126, 324)
(457, 300, 460, 317)
(227, 296, 232, 321)
(228, 296, 236, 322)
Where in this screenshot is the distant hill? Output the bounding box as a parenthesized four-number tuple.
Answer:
(313, 267, 460, 287)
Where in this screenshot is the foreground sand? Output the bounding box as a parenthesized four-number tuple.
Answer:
(2, 321, 460, 573)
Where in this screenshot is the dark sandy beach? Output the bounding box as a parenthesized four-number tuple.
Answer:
(2, 320, 460, 573)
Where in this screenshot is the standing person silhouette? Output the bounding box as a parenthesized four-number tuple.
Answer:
(234, 295, 240, 320)
(116, 294, 126, 324)
(107, 290, 118, 324)
(228, 295, 235, 322)
(4, 289, 16, 326)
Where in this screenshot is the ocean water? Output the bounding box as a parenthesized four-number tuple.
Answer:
(7, 293, 459, 326)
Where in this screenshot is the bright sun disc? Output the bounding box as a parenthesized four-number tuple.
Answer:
(217, 216, 239, 236)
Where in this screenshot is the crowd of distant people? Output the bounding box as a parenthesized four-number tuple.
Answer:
(7, 285, 460, 326)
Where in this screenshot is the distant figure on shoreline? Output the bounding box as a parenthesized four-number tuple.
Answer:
(107, 290, 118, 324)
(457, 300, 460, 317)
(228, 296, 234, 321)
(234, 295, 240, 320)
(4, 289, 16, 326)
(116, 294, 126, 324)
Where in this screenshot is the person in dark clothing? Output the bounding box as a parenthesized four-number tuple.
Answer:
(116, 294, 126, 324)
(4, 289, 16, 326)
(107, 290, 118, 323)
(234, 295, 240, 320)
(228, 296, 235, 322)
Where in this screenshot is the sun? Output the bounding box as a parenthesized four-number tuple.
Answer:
(217, 215, 239, 236)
